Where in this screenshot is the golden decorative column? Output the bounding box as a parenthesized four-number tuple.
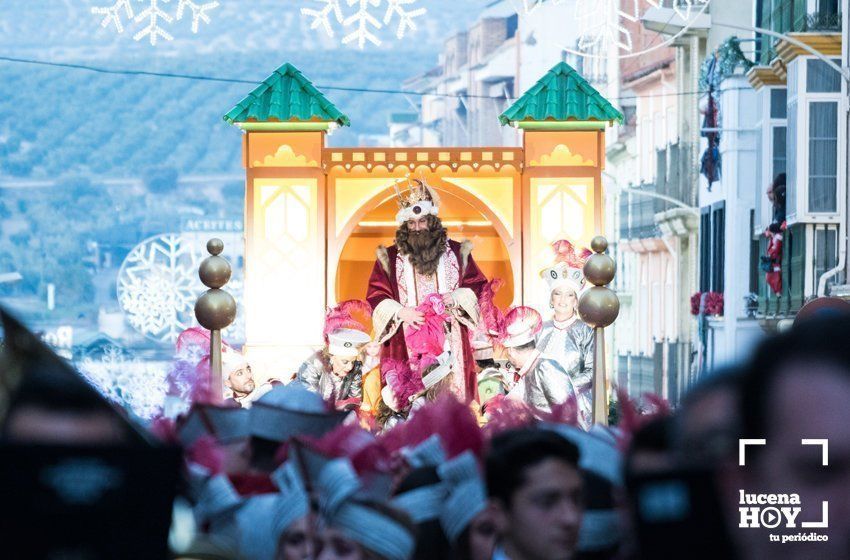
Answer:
(194, 238, 237, 402)
(578, 236, 620, 425)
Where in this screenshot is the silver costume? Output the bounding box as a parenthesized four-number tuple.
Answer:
(296, 351, 362, 403)
(536, 319, 594, 426)
(507, 353, 588, 428)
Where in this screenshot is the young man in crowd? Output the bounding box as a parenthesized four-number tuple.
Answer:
(486, 428, 584, 560)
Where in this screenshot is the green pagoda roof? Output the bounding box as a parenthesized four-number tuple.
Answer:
(500, 62, 623, 126)
(223, 63, 350, 127)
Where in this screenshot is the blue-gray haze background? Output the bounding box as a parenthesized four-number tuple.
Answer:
(0, 1, 487, 349)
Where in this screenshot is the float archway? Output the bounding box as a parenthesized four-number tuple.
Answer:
(230, 61, 621, 375)
(332, 179, 517, 310)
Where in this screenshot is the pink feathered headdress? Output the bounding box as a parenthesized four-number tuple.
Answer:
(381, 394, 484, 462)
(382, 358, 425, 408)
(169, 326, 242, 404)
(500, 306, 543, 347)
(552, 239, 592, 268)
(482, 397, 537, 439)
(324, 299, 372, 341)
(615, 388, 671, 450)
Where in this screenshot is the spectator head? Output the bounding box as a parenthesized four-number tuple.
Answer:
(278, 515, 316, 560)
(393, 467, 451, 560)
(487, 428, 583, 560)
(767, 173, 786, 206)
(317, 499, 415, 560)
(731, 316, 850, 559)
(623, 416, 675, 480)
(1, 308, 136, 445)
(674, 367, 743, 465)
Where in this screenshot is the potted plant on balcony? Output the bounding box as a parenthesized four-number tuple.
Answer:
(743, 292, 758, 318)
(705, 291, 724, 317)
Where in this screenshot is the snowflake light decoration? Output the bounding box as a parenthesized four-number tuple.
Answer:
(117, 234, 244, 345)
(90, 0, 219, 46)
(133, 0, 174, 45)
(92, 0, 135, 33)
(519, 0, 710, 55)
(301, 0, 427, 49)
(117, 234, 201, 343)
(575, 0, 636, 52)
(176, 0, 220, 33)
(78, 346, 169, 421)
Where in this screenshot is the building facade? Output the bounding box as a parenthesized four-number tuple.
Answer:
(696, 0, 845, 370)
(394, 0, 612, 149)
(609, 0, 701, 403)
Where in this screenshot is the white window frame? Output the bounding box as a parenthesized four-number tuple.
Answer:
(787, 56, 846, 225)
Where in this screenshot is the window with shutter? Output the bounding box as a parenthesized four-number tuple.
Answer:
(786, 99, 798, 219)
(772, 126, 787, 176)
(700, 209, 711, 293)
(712, 203, 726, 293)
(808, 101, 838, 213)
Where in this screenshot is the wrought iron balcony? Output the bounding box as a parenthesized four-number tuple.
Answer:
(618, 143, 696, 241)
(758, 0, 842, 64)
(796, 10, 842, 31)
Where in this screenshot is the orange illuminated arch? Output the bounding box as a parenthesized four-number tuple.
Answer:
(332, 180, 517, 310)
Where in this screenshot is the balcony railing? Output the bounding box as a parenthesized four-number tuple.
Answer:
(796, 10, 842, 31)
(619, 143, 695, 241)
(620, 183, 662, 240)
(756, 219, 845, 318)
(758, 0, 842, 64)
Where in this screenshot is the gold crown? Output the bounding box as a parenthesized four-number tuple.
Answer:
(393, 176, 431, 209)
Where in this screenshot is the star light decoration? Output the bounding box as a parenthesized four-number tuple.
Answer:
(90, 0, 219, 46)
(523, 0, 710, 53)
(116, 234, 244, 345)
(301, 0, 427, 49)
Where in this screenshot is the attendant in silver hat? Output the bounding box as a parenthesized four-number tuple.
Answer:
(536, 240, 594, 428)
(501, 306, 585, 428)
(297, 300, 373, 409)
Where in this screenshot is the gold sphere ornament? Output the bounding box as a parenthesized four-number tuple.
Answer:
(584, 253, 616, 287)
(590, 236, 608, 254)
(199, 255, 232, 289)
(207, 238, 225, 256)
(195, 289, 237, 331)
(578, 286, 620, 328)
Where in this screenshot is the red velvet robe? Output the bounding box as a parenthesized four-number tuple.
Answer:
(366, 240, 488, 403)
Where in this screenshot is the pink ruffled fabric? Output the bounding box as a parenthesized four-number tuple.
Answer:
(615, 388, 671, 451)
(403, 293, 450, 360)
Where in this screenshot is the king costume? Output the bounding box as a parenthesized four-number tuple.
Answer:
(367, 179, 488, 403)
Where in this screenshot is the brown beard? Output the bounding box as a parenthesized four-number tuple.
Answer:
(395, 216, 447, 276)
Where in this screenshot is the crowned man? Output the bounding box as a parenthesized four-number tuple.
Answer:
(367, 178, 488, 402)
